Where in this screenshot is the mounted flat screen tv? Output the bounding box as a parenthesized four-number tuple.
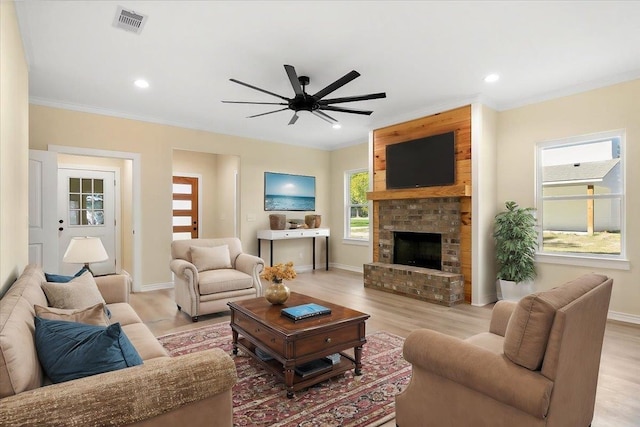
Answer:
(385, 131, 456, 189)
(264, 172, 316, 211)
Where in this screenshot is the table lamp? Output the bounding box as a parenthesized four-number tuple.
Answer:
(63, 236, 109, 275)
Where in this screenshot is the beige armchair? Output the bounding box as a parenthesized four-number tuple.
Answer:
(170, 238, 264, 321)
(395, 273, 613, 427)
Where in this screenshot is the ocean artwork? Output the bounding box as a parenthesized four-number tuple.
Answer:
(265, 172, 316, 211)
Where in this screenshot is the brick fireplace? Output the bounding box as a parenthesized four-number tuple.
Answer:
(363, 197, 465, 306)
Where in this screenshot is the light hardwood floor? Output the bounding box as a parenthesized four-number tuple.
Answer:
(131, 269, 640, 427)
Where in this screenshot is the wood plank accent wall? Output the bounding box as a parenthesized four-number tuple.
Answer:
(368, 105, 473, 302)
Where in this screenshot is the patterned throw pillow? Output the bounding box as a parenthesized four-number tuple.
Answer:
(41, 271, 111, 318)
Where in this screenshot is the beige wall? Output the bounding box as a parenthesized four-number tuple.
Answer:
(216, 154, 240, 237)
(29, 105, 330, 287)
(472, 104, 499, 305)
(329, 142, 371, 272)
(0, 1, 29, 295)
(496, 79, 640, 317)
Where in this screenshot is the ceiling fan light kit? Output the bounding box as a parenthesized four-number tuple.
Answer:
(222, 65, 386, 126)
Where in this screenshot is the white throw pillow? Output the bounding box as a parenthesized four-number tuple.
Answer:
(190, 245, 232, 272)
(41, 271, 108, 312)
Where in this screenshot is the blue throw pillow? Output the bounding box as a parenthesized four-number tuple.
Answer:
(35, 317, 143, 384)
(45, 267, 88, 283)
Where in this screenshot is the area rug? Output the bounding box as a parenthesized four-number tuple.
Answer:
(158, 322, 411, 427)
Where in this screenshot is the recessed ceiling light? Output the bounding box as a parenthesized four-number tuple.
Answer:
(134, 79, 149, 88)
(484, 73, 500, 83)
(332, 123, 342, 129)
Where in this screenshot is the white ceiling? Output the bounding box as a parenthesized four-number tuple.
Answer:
(15, 1, 640, 150)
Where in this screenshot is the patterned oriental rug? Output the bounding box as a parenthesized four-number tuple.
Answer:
(158, 323, 411, 427)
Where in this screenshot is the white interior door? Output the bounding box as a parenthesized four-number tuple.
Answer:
(28, 150, 58, 272)
(58, 168, 117, 276)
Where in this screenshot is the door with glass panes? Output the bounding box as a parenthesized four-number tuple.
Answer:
(172, 176, 199, 240)
(58, 169, 117, 276)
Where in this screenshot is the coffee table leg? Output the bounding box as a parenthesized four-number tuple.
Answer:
(285, 365, 295, 398)
(232, 329, 238, 355)
(354, 345, 363, 375)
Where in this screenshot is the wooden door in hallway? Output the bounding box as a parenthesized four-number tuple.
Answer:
(172, 176, 199, 239)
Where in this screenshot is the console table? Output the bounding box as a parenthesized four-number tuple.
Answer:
(257, 228, 330, 270)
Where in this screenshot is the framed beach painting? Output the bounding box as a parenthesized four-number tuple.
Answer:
(264, 172, 316, 211)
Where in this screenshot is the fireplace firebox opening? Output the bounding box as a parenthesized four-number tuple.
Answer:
(393, 232, 442, 270)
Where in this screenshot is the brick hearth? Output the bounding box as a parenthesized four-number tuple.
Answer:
(364, 197, 464, 306)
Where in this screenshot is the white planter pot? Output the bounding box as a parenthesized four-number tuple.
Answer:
(496, 279, 534, 301)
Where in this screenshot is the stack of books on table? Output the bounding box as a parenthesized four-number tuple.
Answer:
(324, 353, 341, 365)
(294, 358, 333, 378)
(255, 347, 274, 361)
(281, 303, 332, 321)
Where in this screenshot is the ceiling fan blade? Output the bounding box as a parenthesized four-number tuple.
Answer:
(222, 101, 288, 105)
(319, 105, 373, 115)
(288, 113, 299, 125)
(319, 92, 387, 105)
(312, 70, 360, 100)
(284, 65, 304, 96)
(246, 108, 289, 119)
(230, 78, 289, 101)
(312, 110, 338, 124)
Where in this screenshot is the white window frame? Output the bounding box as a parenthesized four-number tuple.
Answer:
(535, 129, 629, 270)
(344, 168, 370, 245)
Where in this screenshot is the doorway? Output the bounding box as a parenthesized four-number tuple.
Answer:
(57, 168, 118, 276)
(172, 175, 199, 240)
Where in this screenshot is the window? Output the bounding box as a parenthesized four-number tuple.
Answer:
(536, 130, 626, 266)
(345, 169, 369, 241)
(68, 178, 104, 226)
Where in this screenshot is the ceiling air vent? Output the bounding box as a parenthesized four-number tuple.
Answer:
(113, 6, 148, 34)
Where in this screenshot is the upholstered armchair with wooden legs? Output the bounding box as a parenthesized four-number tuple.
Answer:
(170, 238, 264, 322)
(395, 273, 613, 427)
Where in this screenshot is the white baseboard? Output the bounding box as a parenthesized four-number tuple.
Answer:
(608, 310, 640, 325)
(140, 282, 174, 292)
(330, 263, 364, 274)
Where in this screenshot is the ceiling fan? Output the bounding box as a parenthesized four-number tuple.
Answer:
(222, 64, 386, 125)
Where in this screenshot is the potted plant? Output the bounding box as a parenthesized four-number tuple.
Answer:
(493, 201, 538, 300)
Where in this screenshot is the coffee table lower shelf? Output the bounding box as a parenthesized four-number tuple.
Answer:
(235, 337, 356, 397)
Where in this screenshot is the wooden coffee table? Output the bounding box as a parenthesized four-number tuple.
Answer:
(228, 292, 370, 398)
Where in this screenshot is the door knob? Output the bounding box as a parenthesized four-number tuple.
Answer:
(58, 227, 64, 231)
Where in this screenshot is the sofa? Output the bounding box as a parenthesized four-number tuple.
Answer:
(395, 273, 613, 427)
(170, 237, 264, 321)
(0, 264, 237, 427)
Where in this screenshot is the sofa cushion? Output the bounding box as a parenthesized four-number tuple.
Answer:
(0, 265, 48, 398)
(190, 245, 232, 272)
(34, 303, 108, 326)
(44, 267, 87, 283)
(35, 317, 143, 384)
(122, 323, 169, 360)
(106, 302, 144, 326)
(41, 271, 111, 317)
(503, 273, 610, 370)
(198, 269, 253, 295)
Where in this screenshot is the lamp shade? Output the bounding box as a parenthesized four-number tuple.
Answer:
(63, 237, 109, 264)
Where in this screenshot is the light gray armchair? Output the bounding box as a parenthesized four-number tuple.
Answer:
(170, 238, 264, 321)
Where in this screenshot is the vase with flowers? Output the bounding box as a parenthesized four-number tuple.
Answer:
(260, 261, 297, 304)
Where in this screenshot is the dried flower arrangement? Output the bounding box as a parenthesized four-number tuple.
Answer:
(260, 261, 297, 283)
